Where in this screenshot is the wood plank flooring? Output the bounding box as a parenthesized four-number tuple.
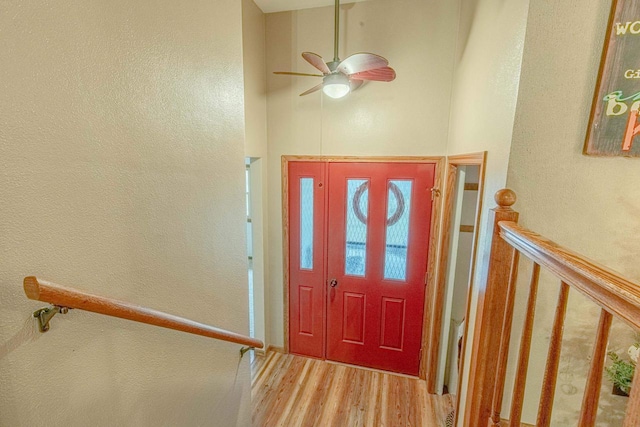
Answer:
(251, 351, 455, 427)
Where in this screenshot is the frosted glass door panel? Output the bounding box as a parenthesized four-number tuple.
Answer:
(345, 179, 369, 277)
(384, 180, 413, 281)
(300, 178, 314, 270)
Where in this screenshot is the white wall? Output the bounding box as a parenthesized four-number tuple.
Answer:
(0, 1, 251, 425)
(446, 0, 531, 423)
(243, 0, 269, 160)
(265, 0, 460, 348)
(506, 0, 640, 424)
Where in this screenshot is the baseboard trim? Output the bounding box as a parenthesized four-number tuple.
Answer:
(266, 345, 285, 354)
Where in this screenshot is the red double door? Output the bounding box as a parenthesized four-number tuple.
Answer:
(288, 161, 434, 376)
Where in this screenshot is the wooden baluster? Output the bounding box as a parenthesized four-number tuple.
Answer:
(489, 250, 520, 426)
(578, 309, 613, 426)
(463, 189, 519, 427)
(509, 262, 541, 427)
(624, 360, 640, 427)
(536, 281, 570, 427)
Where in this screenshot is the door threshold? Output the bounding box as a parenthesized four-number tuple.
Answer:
(325, 359, 420, 380)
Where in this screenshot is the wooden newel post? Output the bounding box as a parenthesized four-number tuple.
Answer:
(462, 189, 519, 427)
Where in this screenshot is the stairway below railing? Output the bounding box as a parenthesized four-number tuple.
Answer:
(23, 276, 263, 354)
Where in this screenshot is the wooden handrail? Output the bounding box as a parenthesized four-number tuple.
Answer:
(498, 221, 640, 329)
(23, 276, 264, 349)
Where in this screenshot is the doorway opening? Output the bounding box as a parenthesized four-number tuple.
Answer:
(439, 164, 480, 393)
(283, 156, 443, 377)
(424, 153, 486, 418)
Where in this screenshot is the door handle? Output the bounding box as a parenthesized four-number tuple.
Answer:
(329, 279, 338, 288)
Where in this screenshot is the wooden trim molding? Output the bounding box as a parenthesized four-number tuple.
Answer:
(425, 163, 457, 388)
(281, 155, 444, 163)
(281, 156, 290, 353)
(266, 345, 285, 354)
(420, 156, 446, 379)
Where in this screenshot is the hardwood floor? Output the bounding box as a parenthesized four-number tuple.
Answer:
(251, 351, 455, 427)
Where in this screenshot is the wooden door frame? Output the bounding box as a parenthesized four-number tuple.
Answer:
(424, 152, 487, 397)
(281, 155, 445, 379)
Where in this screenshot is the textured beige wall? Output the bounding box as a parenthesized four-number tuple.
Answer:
(243, 0, 269, 160)
(0, 1, 251, 425)
(506, 0, 640, 424)
(447, 0, 530, 423)
(265, 0, 459, 347)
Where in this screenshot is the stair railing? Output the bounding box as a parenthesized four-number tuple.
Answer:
(462, 189, 640, 427)
(23, 276, 263, 356)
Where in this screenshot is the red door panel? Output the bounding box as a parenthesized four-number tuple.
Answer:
(298, 286, 314, 334)
(326, 162, 434, 376)
(380, 297, 405, 350)
(288, 162, 326, 358)
(343, 292, 366, 343)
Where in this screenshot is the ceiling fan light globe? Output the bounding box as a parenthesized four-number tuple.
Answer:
(323, 82, 350, 98)
(322, 73, 350, 99)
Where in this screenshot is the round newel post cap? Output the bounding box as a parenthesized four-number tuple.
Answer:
(495, 189, 516, 208)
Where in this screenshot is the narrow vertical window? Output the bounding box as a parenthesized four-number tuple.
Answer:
(345, 179, 369, 277)
(384, 180, 412, 281)
(300, 178, 314, 270)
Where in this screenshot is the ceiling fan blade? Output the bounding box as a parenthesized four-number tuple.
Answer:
(349, 66, 396, 82)
(337, 52, 389, 75)
(302, 52, 331, 74)
(300, 83, 324, 96)
(273, 71, 324, 77)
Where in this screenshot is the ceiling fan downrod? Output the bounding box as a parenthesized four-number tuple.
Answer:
(333, 0, 340, 63)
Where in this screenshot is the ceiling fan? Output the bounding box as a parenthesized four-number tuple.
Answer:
(274, 0, 396, 99)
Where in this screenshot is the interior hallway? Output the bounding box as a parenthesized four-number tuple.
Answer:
(251, 351, 454, 426)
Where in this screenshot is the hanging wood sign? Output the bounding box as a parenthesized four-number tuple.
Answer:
(584, 0, 640, 157)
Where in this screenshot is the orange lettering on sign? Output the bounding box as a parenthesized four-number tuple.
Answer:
(623, 109, 640, 151)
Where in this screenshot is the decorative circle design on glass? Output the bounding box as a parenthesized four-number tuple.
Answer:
(353, 181, 405, 226)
